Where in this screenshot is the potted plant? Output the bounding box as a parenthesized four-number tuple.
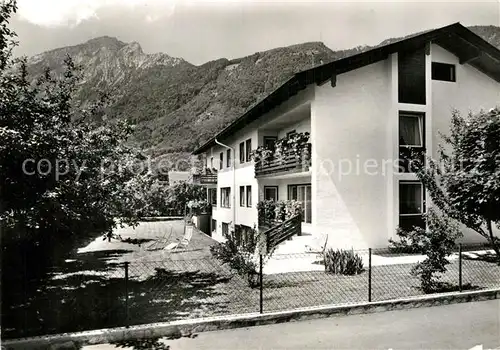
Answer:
(250, 146, 273, 166)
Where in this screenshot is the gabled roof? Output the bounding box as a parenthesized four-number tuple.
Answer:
(193, 23, 500, 155)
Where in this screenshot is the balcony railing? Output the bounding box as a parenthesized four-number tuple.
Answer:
(192, 169, 218, 185)
(255, 144, 311, 177)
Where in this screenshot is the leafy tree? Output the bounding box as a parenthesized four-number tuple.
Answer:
(0, 1, 164, 273)
(165, 182, 206, 215)
(390, 209, 462, 293)
(410, 108, 500, 262)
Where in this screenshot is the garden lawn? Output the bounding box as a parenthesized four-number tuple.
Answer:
(4, 222, 500, 340)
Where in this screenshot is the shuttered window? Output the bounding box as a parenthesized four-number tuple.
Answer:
(398, 47, 426, 105)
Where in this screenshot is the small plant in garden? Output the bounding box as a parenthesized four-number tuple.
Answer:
(323, 249, 364, 275)
(210, 225, 268, 288)
(388, 230, 423, 254)
(390, 209, 463, 293)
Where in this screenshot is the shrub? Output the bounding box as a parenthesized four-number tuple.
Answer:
(388, 229, 423, 254)
(210, 225, 262, 288)
(274, 201, 287, 222)
(324, 249, 364, 275)
(258, 199, 302, 227)
(187, 199, 211, 215)
(257, 200, 277, 225)
(390, 209, 462, 293)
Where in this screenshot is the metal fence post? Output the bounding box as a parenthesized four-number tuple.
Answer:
(458, 244, 463, 292)
(124, 261, 130, 328)
(368, 248, 372, 302)
(259, 254, 263, 314)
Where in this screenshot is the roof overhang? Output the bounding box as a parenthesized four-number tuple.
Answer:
(192, 23, 500, 155)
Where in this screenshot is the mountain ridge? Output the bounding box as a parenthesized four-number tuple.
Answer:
(24, 25, 500, 169)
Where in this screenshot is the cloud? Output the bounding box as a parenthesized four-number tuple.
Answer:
(18, 0, 390, 27)
(16, 0, 176, 26)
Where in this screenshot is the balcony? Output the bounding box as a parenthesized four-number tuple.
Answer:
(255, 143, 311, 178)
(192, 169, 218, 185)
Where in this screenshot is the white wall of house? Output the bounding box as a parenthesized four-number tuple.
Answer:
(204, 43, 500, 248)
(430, 43, 500, 243)
(312, 59, 393, 250)
(276, 117, 311, 139)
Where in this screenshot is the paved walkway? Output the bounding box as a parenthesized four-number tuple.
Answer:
(83, 299, 500, 349)
(264, 248, 496, 274)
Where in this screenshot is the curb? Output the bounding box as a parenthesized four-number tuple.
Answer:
(3, 288, 500, 349)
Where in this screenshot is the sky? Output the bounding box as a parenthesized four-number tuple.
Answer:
(9, 0, 500, 65)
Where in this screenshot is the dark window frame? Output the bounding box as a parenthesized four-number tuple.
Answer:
(219, 152, 223, 170)
(239, 142, 245, 164)
(399, 181, 426, 231)
(264, 186, 279, 201)
(208, 188, 217, 206)
(222, 222, 229, 237)
(246, 185, 252, 207)
(287, 183, 312, 224)
(432, 62, 456, 82)
(263, 136, 278, 151)
(226, 149, 231, 168)
(239, 186, 245, 207)
(220, 187, 231, 208)
(245, 139, 252, 162)
(399, 111, 426, 173)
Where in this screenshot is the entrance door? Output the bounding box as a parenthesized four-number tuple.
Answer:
(288, 184, 312, 223)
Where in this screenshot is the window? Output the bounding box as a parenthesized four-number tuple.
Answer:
(399, 181, 425, 231)
(219, 152, 223, 170)
(264, 186, 278, 201)
(239, 186, 245, 207)
(211, 219, 216, 233)
(208, 188, 217, 206)
(398, 47, 426, 105)
(222, 222, 229, 237)
(239, 142, 245, 164)
(399, 113, 423, 147)
(221, 187, 231, 208)
(226, 149, 231, 168)
(246, 185, 252, 207)
(288, 184, 312, 223)
(245, 139, 252, 162)
(210, 157, 213, 169)
(399, 112, 425, 173)
(263, 136, 277, 151)
(432, 62, 456, 82)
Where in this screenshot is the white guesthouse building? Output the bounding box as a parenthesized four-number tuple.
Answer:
(192, 23, 500, 252)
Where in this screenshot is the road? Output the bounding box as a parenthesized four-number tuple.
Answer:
(84, 299, 500, 349)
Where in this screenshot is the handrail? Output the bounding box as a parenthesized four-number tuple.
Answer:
(262, 214, 302, 252)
